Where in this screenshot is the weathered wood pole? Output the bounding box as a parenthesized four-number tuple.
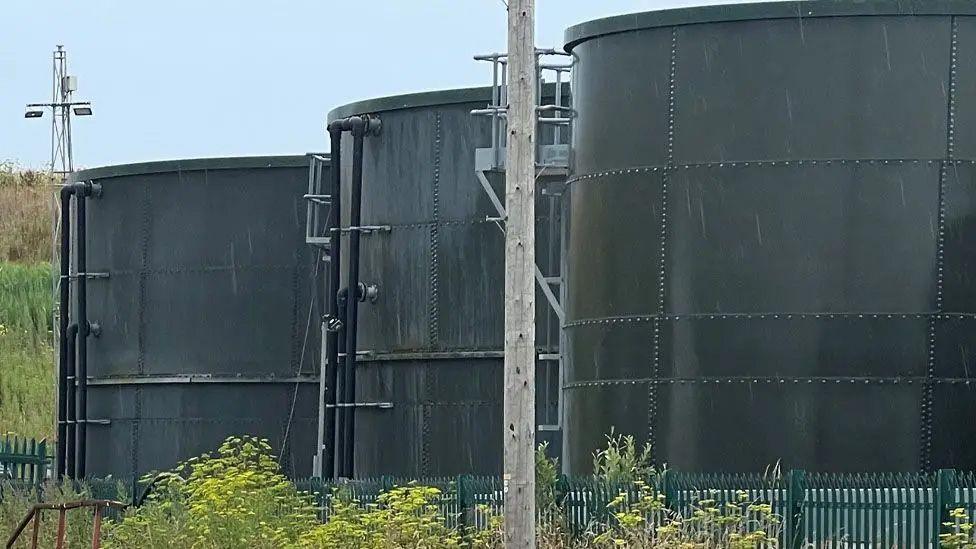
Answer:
(503, 0, 536, 546)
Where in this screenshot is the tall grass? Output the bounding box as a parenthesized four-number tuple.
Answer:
(0, 331, 54, 439)
(0, 480, 128, 548)
(0, 162, 54, 264)
(0, 263, 52, 341)
(0, 163, 56, 439)
(0, 263, 54, 439)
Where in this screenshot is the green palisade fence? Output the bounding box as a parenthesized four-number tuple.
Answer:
(3, 465, 975, 546)
(295, 469, 976, 547)
(0, 435, 49, 483)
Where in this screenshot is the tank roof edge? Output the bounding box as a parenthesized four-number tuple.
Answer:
(564, 0, 976, 51)
(328, 83, 570, 121)
(68, 154, 320, 182)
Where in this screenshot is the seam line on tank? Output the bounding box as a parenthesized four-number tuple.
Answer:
(563, 376, 967, 389)
(422, 112, 442, 478)
(132, 180, 153, 479)
(103, 265, 296, 277)
(650, 26, 679, 461)
(563, 311, 974, 327)
(922, 15, 958, 472)
(429, 112, 442, 349)
(565, 159, 967, 185)
(95, 417, 320, 424)
(288, 246, 303, 373)
(389, 217, 541, 230)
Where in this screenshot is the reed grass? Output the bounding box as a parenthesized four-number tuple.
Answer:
(0, 263, 55, 439)
(0, 163, 54, 264)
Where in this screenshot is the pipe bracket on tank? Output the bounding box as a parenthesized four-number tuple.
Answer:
(72, 418, 110, 425)
(326, 316, 344, 332)
(60, 272, 110, 280)
(326, 402, 393, 410)
(334, 225, 391, 234)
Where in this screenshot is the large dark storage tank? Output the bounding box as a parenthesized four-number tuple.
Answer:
(67, 156, 323, 479)
(563, 1, 976, 473)
(328, 87, 566, 477)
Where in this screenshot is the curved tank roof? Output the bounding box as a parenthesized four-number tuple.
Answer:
(564, 0, 976, 51)
(328, 87, 493, 121)
(328, 83, 569, 121)
(68, 155, 313, 182)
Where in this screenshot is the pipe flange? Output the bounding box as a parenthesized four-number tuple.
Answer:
(357, 282, 379, 303)
(365, 114, 382, 136)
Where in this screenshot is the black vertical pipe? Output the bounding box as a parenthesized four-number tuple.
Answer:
(56, 186, 74, 479)
(75, 185, 89, 479)
(333, 289, 348, 479)
(324, 128, 342, 480)
(342, 127, 366, 478)
(64, 323, 78, 478)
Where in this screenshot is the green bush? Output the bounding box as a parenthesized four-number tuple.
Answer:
(591, 428, 654, 485)
(941, 508, 976, 549)
(104, 436, 317, 549)
(297, 484, 466, 548)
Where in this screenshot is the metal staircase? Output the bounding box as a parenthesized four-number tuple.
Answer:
(472, 49, 574, 433)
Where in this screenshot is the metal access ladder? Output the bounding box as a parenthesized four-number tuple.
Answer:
(304, 153, 333, 250)
(472, 49, 574, 433)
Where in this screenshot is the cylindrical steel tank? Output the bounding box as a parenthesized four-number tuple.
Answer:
(563, 1, 976, 473)
(328, 86, 566, 477)
(67, 156, 323, 479)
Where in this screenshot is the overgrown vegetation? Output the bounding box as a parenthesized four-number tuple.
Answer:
(104, 437, 317, 548)
(0, 263, 54, 439)
(942, 508, 976, 549)
(0, 479, 127, 548)
(4, 433, 976, 547)
(0, 162, 53, 265)
(94, 435, 784, 548)
(0, 163, 56, 440)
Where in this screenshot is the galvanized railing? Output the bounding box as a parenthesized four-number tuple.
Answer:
(471, 48, 573, 171)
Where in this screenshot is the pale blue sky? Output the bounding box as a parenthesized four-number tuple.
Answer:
(1, 0, 772, 169)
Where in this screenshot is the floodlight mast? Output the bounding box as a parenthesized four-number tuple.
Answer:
(25, 46, 94, 178)
(24, 45, 94, 479)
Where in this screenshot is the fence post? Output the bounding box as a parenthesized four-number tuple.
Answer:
(28, 438, 37, 484)
(38, 440, 48, 483)
(454, 475, 468, 535)
(784, 469, 806, 549)
(935, 469, 957, 548)
(661, 469, 675, 510)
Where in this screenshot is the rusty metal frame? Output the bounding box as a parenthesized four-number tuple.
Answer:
(6, 499, 127, 549)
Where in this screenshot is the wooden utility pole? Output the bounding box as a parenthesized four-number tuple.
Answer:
(504, 0, 536, 547)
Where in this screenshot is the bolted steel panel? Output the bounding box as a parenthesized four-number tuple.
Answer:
(68, 156, 322, 479)
(564, 5, 976, 473)
(328, 86, 567, 477)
